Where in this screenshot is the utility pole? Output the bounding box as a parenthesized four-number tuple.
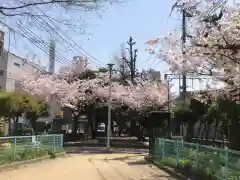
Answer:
(181, 9, 187, 102)
(172, 0, 225, 101)
(49, 39, 55, 74)
(107, 63, 114, 149)
(123, 36, 138, 83)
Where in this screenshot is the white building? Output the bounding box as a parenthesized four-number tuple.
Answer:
(0, 30, 45, 92)
(0, 50, 45, 92)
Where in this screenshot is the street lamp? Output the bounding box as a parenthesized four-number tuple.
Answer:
(107, 63, 114, 149)
(164, 74, 173, 112)
(164, 74, 174, 139)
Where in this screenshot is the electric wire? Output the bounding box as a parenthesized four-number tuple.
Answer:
(34, 5, 106, 67)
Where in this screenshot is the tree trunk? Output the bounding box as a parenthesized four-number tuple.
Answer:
(197, 120, 204, 141)
(130, 119, 137, 136)
(118, 126, 122, 136)
(13, 117, 19, 135)
(89, 117, 97, 139)
(30, 119, 37, 135)
(213, 120, 219, 141)
(72, 114, 79, 134)
(186, 121, 196, 142)
(8, 117, 12, 136)
(221, 128, 225, 148)
(205, 124, 210, 141)
(229, 119, 240, 150)
(201, 122, 207, 143)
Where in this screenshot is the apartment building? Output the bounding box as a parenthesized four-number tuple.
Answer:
(0, 50, 45, 92)
(0, 31, 45, 92)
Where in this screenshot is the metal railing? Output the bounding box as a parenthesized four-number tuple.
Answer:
(150, 138, 240, 180)
(0, 134, 63, 165)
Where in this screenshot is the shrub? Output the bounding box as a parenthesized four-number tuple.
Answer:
(18, 146, 49, 160)
(161, 157, 177, 167)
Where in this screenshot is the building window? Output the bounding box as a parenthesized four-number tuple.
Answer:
(0, 70, 4, 76)
(14, 62, 20, 67)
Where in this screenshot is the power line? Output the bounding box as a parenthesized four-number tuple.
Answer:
(5, 1, 107, 71)
(3, 22, 71, 69)
(17, 21, 71, 64)
(16, 23, 70, 65)
(24, 14, 73, 64)
(6, 1, 72, 66)
(34, 6, 106, 67)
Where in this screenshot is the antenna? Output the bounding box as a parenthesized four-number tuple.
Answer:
(48, 39, 56, 74)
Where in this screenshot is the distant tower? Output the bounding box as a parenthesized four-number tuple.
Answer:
(48, 39, 55, 74)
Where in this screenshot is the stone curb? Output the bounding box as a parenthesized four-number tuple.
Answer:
(0, 152, 67, 172)
(144, 156, 191, 180)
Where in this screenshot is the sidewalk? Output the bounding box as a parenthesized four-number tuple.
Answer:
(0, 153, 178, 180)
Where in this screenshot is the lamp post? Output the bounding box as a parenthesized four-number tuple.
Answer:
(164, 74, 174, 139)
(107, 63, 114, 149)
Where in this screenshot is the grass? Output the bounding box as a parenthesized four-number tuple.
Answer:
(151, 140, 240, 180)
(0, 142, 62, 165)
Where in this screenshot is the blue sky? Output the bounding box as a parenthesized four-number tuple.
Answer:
(5, 0, 177, 70)
(80, 0, 177, 70)
(4, 0, 215, 93)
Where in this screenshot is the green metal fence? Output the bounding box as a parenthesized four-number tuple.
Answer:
(151, 138, 240, 180)
(0, 134, 63, 165)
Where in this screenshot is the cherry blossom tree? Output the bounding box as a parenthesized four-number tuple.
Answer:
(146, 1, 240, 86)
(18, 56, 170, 138)
(19, 57, 170, 111)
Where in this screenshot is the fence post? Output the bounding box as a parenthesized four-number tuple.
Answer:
(153, 137, 157, 157)
(13, 137, 16, 160)
(176, 141, 179, 166)
(36, 135, 39, 156)
(53, 135, 56, 153)
(60, 134, 63, 152)
(162, 139, 165, 160)
(195, 143, 199, 170)
(224, 147, 228, 180)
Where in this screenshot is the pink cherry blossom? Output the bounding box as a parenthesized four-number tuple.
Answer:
(146, 3, 240, 86)
(19, 55, 170, 110)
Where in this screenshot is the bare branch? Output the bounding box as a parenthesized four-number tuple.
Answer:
(0, 0, 94, 10)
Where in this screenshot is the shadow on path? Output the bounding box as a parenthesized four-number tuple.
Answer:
(64, 137, 149, 155)
(65, 146, 148, 155)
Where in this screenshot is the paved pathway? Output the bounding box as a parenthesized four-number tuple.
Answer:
(0, 154, 178, 180)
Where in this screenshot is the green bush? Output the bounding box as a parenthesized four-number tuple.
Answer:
(161, 156, 177, 167)
(0, 145, 55, 165)
(18, 147, 48, 160)
(178, 159, 191, 173)
(155, 155, 224, 180)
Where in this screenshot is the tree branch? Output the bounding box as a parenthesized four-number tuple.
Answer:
(0, 10, 39, 17)
(0, 0, 94, 10)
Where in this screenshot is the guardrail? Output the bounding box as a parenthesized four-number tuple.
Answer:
(150, 138, 240, 180)
(0, 134, 63, 165)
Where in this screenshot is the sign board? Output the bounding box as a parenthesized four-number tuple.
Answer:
(56, 111, 63, 116)
(55, 111, 63, 119)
